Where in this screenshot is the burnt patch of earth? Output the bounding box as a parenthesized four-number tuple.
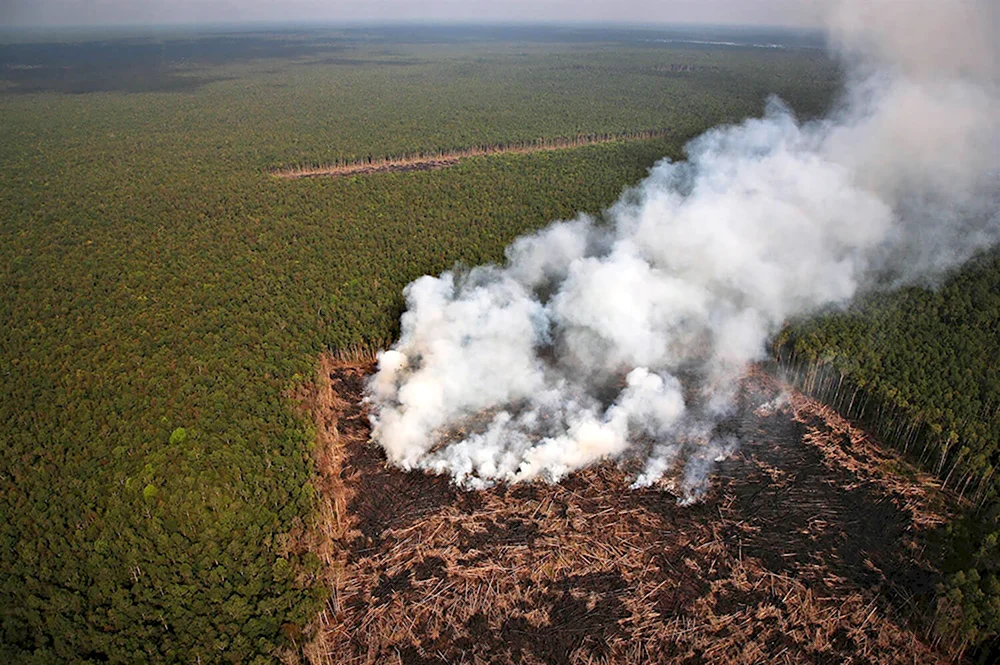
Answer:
(300, 359, 953, 665)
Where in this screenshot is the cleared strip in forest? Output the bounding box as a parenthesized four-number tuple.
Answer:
(273, 128, 671, 179)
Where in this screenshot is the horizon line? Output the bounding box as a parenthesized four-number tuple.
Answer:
(0, 20, 825, 33)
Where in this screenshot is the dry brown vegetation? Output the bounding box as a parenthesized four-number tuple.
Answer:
(292, 358, 955, 665)
(273, 130, 671, 180)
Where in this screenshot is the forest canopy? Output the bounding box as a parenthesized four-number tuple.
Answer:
(0, 26, 842, 663)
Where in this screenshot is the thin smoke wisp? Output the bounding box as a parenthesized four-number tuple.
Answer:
(366, 0, 999, 500)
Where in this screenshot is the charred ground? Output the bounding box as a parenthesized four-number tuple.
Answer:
(297, 358, 953, 665)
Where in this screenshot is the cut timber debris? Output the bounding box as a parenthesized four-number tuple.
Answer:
(292, 358, 955, 665)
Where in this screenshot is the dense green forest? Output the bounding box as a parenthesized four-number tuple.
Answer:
(777, 251, 1000, 656)
(0, 27, 841, 663)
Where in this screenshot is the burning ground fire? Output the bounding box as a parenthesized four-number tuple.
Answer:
(291, 356, 953, 665)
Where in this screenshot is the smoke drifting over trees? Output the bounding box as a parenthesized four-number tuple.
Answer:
(367, 0, 999, 498)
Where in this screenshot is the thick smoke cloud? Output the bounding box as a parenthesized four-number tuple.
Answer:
(367, 0, 999, 500)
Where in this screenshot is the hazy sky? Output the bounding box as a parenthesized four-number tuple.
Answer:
(1, 1, 822, 29)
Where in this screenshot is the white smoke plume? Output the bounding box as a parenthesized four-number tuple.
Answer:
(366, 0, 999, 499)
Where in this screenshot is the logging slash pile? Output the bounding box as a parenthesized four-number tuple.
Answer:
(293, 357, 952, 665)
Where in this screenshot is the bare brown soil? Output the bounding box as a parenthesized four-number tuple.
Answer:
(292, 357, 954, 665)
(273, 130, 671, 180)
